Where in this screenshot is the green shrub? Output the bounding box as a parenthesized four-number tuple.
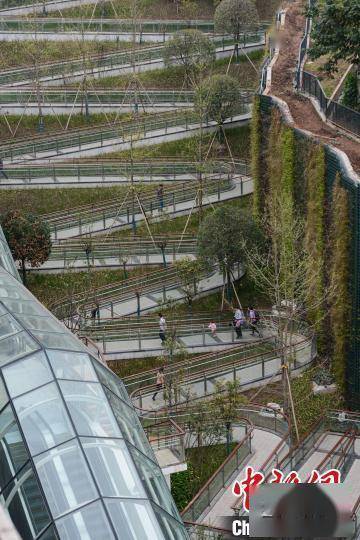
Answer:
(329, 174, 350, 390)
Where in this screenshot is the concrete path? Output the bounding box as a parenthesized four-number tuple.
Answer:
(98, 326, 273, 360)
(1, 41, 264, 87)
(132, 336, 313, 411)
(0, 0, 98, 15)
(51, 177, 252, 240)
(4, 112, 251, 164)
(201, 429, 286, 528)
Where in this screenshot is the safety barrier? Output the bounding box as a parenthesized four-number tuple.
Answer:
(0, 109, 251, 162)
(0, 32, 265, 86)
(0, 158, 250, 187)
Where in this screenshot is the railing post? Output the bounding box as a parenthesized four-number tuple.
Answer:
(79, 217, 82, 235)
(204, 374, 207, 394)
(138, 329, 141, 350)
(110, 302, 114, 319)
(202, 324, 205, 345)
(103, 212, 106, 229)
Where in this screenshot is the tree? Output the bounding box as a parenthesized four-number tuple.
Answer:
(197, 206, 263, 301)
(1, 211, 51, 285)
(163, 29, 215, 86)
(195, 74, 241, 128)
(308, 0, 360, 77)
(214, 0, 259, 61)
(210, 379, 247, 454)
(173, 256, 204, 310)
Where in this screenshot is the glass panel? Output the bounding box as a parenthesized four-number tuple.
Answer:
(48, 351, 97, 381)
(0, 304, 6, 316)
(38, 524, 58, 539)
(0, 285, 29, 300)
(14, 382, 75, 455)
(5, 463, 51, 539)
(152, 503, 188, 540)
(3, 351, 53, 398)
(0, 313, 22, 341)
(32, 331, 84, 351)
(1, 298, 44, 316)
(104, 389, 155, 461)
(0, 331, 39, 367)
(35, 439, 98, 518)
(18, 314, 64, 333)
(93, 361, 131, 404)
(0, 405, 29, 492)
(129, 446, 180, 521)
(59, 381, 121, 438)
(106, 499, 163, 540)
(81, 438, 145, 498)
(55, 500, 115, 540)
(0, 377, 8, 411)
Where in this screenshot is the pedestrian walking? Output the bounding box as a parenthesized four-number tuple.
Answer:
(235, 318, 243, 338)
(248, 306, 261, 337)
(157, 184, 164, 212)
(0, 158, 8, 179)
(159, 313, 166, 343)
(233, 307, 245, 338)
(91, 303, 100, 323)
(152, 367, 165, 401)
(208, 320, 217, 337)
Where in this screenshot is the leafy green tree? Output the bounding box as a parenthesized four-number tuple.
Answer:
(308, 0, 360, 77)
(197, 206, 263, 301)
(173, 256, 204, 309)
(163, 29, 215, 86)
(195, 74, 241, 126)
(214, 0, 259, 61)
(1, 211, 52, 285)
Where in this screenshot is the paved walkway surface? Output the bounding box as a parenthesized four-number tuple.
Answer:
(3, 42, 263, 87)
(7, 113, 251, 164)
(52, 177, 252, 240)
(33, 251, 195, 272)
(132, 334, 312, 411)
(100, 327, 271, 359)
(201, 429, 286, 528)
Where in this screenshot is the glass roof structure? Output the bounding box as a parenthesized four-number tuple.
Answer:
(0, 228, 188, 540)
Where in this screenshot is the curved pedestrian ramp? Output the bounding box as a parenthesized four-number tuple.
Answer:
(1, 111, 251, 164)
(0, 158, 249, 188)
(39, 176, 251, 241)
(0, 34, 265, 86)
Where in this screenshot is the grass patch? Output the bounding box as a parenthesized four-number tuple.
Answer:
(171, 442, 236, 512)
(110, 196, 252, 239)
(98, 124, 251, 162)
(304, 56, 350, 97)
(53, 0, 214, 19)
(0, 183, 159, 216)
(51, 0, 278, 22)
(27, 266, 150, 308)
(0, 41, 133, 70)
(290, 367, 343, 439)
(0, 112, 135, 142)
(91, 51, 264, 90)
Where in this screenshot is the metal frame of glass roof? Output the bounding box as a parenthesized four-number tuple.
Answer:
(0, 228, 188, 540)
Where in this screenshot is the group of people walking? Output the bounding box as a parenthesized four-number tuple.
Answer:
(208, 306, 262, 339)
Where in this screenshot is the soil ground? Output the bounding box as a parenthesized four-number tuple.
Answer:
(270, 0, 359, 173)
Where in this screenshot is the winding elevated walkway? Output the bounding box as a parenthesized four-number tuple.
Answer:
(0, 0, 98, 15)
(39, 176, 252, 240)
(0, 18, 269, 42)
(0, 34, 265, 86)
(0, 158, 249, 189)
(0, 87, 252, 114)
(1, 111, 251, 163)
